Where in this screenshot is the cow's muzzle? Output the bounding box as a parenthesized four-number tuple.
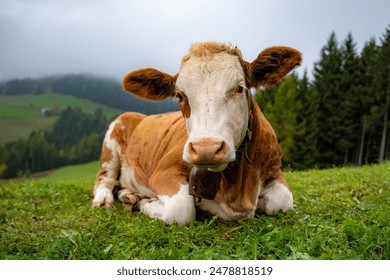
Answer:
(186, 139, 232, 171)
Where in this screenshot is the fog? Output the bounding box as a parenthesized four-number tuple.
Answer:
(1, 0, 389, 81)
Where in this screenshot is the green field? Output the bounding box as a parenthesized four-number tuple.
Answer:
(44, 161, 100, 183)
(0, 93, 123, 144)
(0, 162, 389, 260)
(0, 116, 58, 144)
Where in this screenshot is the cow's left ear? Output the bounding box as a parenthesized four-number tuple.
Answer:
(244, 46, 302, 88)
(122, 68, 177, 101)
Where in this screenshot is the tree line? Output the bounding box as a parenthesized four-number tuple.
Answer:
(256, 26, 390, 169)
(0, 107, 109, 178)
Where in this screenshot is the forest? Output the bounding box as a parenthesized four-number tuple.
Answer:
(0, 107, 109, 178)
(257, 26, 390, 169)
(0, 26, 389, 178)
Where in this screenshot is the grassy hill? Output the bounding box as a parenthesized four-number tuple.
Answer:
(0, 93, 123, 144)
(0, 162, 389, 260)
(44, 161, 100, 183)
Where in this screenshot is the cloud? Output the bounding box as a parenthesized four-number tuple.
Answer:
(0, 0, 389, 81)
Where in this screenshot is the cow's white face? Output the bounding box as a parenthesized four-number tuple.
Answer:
(122, 41, 301, 172)
(176, 52, 249, 172)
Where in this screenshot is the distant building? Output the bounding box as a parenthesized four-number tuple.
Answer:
(41, 107, 53, 116)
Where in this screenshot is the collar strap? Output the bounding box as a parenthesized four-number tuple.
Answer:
(244, 88, 254, 164)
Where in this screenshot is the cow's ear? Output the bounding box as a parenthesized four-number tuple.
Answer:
(245, 46, 302, 88)
(122, 68, 177, 101)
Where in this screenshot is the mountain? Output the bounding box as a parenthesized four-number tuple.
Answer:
(0, 74, 179, 114)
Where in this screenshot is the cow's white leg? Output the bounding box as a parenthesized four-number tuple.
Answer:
(92, 120, 121, 208)
(257, 180, 293, 215)
(92, 160, 118, 208)
(138, 184, 196, 226)
(93, 184, 115, 208)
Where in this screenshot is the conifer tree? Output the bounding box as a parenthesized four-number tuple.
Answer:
(262, 75, 301, 166)
(313, 32, 344, 167)
(358, 38, 379, 164)
(377, 25, 390, 162)
(339, 32, 361, 164)
(291, 71, 320, 169)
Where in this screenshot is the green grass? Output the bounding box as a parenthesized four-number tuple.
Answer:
(0, 93, 123, 144)
(0, 162, 389, 260)
(0, 116, 58, 144)
(44, 161, 99, 183)
(0, 93, 123, 118)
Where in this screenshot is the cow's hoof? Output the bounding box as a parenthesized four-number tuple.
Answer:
(122, 193, 141, 205)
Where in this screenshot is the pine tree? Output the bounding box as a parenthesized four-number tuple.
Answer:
(262, 75, 301, 166)
(339, 33, 361, 164)
(313, 32, 344, 167)
(291, 71, 320, 169)
(377, 25, 390, 162)
(359, 38, 379, 165)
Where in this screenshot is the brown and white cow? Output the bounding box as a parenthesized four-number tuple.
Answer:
(92, 41, 301, 225)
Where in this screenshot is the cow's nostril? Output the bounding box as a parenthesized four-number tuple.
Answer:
(189, 142, 197, 158)
(215, 141, 226, 156)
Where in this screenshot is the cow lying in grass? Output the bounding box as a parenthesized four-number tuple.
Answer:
(92, 41, 301, 225)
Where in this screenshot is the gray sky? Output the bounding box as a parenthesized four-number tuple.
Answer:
(0, 0, 389, 82)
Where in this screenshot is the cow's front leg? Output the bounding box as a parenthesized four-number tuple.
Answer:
(138, 183, 196, 226)
(92, 163, 118, 208)
(257, 179, 293, 215)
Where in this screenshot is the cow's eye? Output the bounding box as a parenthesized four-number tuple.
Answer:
(236, 85, 245, 94)
(176, 91, 183, 102)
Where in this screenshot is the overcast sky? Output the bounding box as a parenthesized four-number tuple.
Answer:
(0, 0, 389, 82)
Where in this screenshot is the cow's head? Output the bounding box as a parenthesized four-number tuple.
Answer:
(123, 42, 301, 172)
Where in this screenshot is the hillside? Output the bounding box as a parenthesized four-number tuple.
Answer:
(1, 162, 388, 260)
(0, 92, 123, 144)
(0, 74, 179, 114)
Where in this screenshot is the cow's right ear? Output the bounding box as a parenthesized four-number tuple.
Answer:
(122, 68, 177, 101)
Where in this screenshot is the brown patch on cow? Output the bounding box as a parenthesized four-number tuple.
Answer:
(101, 143, 112, 163)
(122, 68, 177, 101)
(112, 112, 145, 165)
(177, 91, 191, 118)
(244, 94, 284, 182)
(115, 112, 190, 197)
(245, 46, 302, 88)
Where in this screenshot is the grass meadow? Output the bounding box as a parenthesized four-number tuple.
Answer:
(0, 93, 123, 144)
(0, 161, 389, 260)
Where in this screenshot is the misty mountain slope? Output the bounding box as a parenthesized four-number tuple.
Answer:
(0, 74, 179, 115)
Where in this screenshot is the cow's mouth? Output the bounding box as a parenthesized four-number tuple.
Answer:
(194, 163, 228, 173)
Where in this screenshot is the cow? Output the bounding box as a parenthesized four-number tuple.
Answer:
(92, 41, 302, 225)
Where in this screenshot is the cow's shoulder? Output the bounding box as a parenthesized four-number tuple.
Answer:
(251, 106, 282, 179)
